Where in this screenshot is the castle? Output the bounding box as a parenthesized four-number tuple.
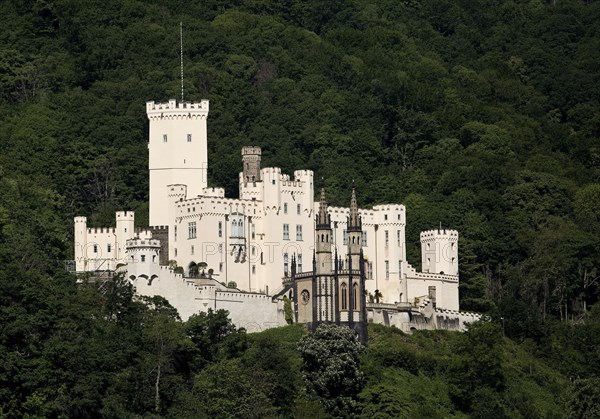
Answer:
(74, 99, 480, 333)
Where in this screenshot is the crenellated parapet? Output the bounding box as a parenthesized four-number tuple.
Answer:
(201, 187, 225, 198)
(420, 229, 459, 242)
(146, 99, 209, 121)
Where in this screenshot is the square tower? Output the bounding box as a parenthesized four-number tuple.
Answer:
(147, 99, 209, 226)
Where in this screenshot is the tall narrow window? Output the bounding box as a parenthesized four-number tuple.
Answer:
(251, 224, 255, 239)
(141, 255, 146, 262)
(385, 230, 389, 247)
(163, 134, 167, 143)
(368, 262, 373, 279)
(297, 204, 301, 215)
(174, 225, 177, 242)
(341, 283, 348, 310)
(298, 254, 303, 272)
(296, 225, 303, 240)
(361, 231, 367, 246)
(107, 244, 111, 253)
(353, 283, 359, 310)
(191, 245, 194, 255)
(93, 244, 98, 253)
(385, 260, 389, 279)
(187, 134, 192, 142)
(252, 265, 256, 274)
(284, 203, 288, 214)
(343, 229, 348, 245)
(397, 230, 401, 246)
(219, 262, 223, 272)
(188, 222, 196, 239)
(283, 224, 289, 240)
(284, 253, 289, 276)
(218, 221, 223, 238)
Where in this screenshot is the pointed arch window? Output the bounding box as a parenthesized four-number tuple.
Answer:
(353, 283, 359, 311)
(341, 283, 348, 310)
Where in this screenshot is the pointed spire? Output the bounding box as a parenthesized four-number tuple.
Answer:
(316, 187, 331, 228)
(347, 186, 361, 230)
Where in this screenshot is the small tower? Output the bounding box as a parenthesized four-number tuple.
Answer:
(126, 237, 161, 284)
(74, 216, 88, 272)
(420, 228, 459, 276)
(347, 187, 362, 269)
(116, 211, 135, 263)
(242, 146, 262, 183)
(315, 188, 333, 275)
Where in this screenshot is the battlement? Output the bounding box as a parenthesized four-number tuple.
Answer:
(75, 216, 87, 223)
(293, 169, 314, 179)
(412, 271, 459, 281)
(126, 238, 161, 248)
(242, 146, 261, 156)
(146, 99, 209, 113)
(201, 187, 225, 198)
(420, 229, 459, 241)
(116, 211, 135, 219)
(86, 227, 116, 234)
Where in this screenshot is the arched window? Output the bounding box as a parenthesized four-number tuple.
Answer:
(353, 283, 359, 311)
(341, 283, 348, 310)
(321, 234, 325, 242)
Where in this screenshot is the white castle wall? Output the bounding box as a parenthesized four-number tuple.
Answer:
(131, 265, 285, 331)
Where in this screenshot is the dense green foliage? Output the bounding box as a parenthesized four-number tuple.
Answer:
(1, 0, 600, 416)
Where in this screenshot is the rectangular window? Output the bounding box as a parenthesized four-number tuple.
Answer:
(284, 203, 288, 214)
(385, 260, 389, 279)
(191, 245, 194, 255)
(296, 225, 303, 240)
(174, 248, 177, 257)
(283, 224, 289, 240)
(251, 224, 255, 239)
(297, 204, 301, 215)
(107, 244, 111, 253)
(384, 214, 388, 220)
(252, 265, 256, 274)
(385, 230, 389, 247)
(188, 222, 196, 239)
(284, 253, 289, 276)
(343, 229, 348, 245)
(174, 225, 177, 242)
(368, 261, 373, 279)
(141, 255, 146, 262)
(93, 244, 98, 253)
(398, 260, 402, 277)
(187, 134, 192, 142)
(397, 230, 401, 246)
(219, 262, 223, 272)
(218, 221, 223, 238)
(361, 231, 367, 246)
(298, 254, 303, 272)
(163, 134, 167, 143)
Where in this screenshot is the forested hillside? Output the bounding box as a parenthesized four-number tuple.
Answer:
(1, 0, 599, 417)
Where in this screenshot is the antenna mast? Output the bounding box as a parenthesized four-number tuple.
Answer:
(180, 21, 184, 102)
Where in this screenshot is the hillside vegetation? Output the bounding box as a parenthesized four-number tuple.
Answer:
(0, 0, 599, 417)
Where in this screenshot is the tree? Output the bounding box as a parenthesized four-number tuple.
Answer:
(298, 324, 365, 416)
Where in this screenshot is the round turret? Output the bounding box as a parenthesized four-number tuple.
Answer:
(420, 229, 458, 276)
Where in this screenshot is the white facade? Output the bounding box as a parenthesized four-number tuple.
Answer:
(75, 98, 465, 325)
